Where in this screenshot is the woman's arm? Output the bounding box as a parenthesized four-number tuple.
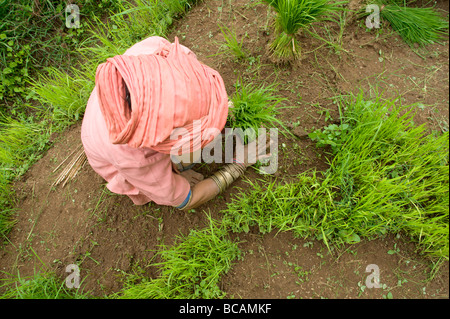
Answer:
(179, 137, 273, 210)
(184, 178, 220, 210)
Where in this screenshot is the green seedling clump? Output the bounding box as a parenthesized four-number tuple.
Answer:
(224, 92, 449, 260)
(116, 214, 241, 299)
(228, 78, 290, 144)
(263, 0, 344, 62)
(370, 0, 449, 48)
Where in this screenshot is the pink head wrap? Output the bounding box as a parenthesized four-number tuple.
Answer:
(95, 37, 228, 155)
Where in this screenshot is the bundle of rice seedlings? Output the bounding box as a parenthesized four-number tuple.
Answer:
(376, 0, 449, 47)
(263, 0, 344, 62)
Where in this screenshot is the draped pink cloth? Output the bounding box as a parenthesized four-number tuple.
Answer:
(95, 36, 229, 155)
(81, 37, 229, 206)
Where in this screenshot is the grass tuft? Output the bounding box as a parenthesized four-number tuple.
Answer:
(216, 24, 249, 61)
(30, 68, 94, 132)
(0, 271, 88, 299)
(227, 78, 291, 143)
(116, 214, 241, 299)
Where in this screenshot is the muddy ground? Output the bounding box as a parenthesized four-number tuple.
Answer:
(0, 0, 448, 299)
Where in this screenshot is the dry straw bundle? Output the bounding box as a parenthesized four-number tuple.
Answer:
(52, 144, 87, 187)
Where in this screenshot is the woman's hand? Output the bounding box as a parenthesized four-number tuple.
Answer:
(235, 136, 273, 168)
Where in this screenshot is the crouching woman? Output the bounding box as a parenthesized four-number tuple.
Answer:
(81, 36, 270, 211)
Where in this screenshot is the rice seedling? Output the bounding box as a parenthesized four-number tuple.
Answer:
(227, 78, 291, 143)
(107, 0, 173, 44)
(263, 0, 345, 62)
(216, 24, 250, 61)
(223, 91, 449, 260)
(306, 9, 349, 55)
(116, 213, 240, 299)
(372, 0, 449, 47)
(0, 271, 88, 299)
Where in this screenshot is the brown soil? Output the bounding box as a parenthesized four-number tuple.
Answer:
(0, 0, 448, 299)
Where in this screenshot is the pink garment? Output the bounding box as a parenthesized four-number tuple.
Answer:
(81, 36, 202, 206)
(95, 37, 228, 154)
